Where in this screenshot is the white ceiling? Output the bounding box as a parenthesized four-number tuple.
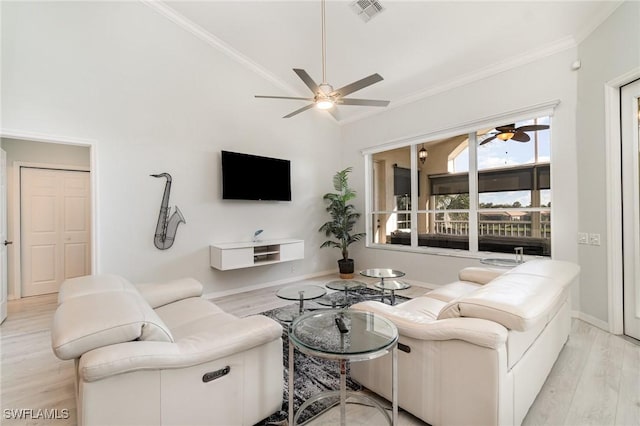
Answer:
(157, 0, 621, 123)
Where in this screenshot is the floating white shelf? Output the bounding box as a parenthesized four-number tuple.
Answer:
(209, 238, 304, 271)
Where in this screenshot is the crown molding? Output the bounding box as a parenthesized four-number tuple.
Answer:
(341, 36, 576, 125)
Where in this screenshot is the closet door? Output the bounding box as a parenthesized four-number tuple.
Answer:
(20, 167, 90, 297)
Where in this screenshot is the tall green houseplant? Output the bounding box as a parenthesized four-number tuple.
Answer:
(319, 167, 366, 278)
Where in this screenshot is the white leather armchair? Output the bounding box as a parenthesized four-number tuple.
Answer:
(51, 274, 284, 426)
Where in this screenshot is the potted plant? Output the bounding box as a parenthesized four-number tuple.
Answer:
(319, 167, 366, 278)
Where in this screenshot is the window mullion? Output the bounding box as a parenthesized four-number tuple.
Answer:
(363, 153, 373, 247)
(410, 145, 418, 247)
(468, 132, 479, 252)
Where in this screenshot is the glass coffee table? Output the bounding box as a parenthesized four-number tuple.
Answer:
(288, 309, 398, 426)
(275, 284, 326, 322)
(315, 279, 367, 308)
(360, 269, 410, 305)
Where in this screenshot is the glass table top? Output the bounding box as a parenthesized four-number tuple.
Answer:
(374, 279, 411, 291)
(325, 280, 367, 291)
(276, 284, 326, 301)
(289, 309, 398, 360)
(480, 258, 524, 268)
(359, 268, 406, 279)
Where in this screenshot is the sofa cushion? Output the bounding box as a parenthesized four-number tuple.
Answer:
(502, 259, 579, 284)
(437, 259, 579, 331)
(57, 274, 138, 304)
(155, 297, 237, 341)
(134, 278, 203, 308)
(52, 291, 173, 360)
(392, 296, 448, 319)
(425, 281, 481, 303)
(437, 273, 565, 331)
(458, 267, 506, 285)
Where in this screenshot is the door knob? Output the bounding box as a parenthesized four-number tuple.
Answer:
(4, 240, 12, 246)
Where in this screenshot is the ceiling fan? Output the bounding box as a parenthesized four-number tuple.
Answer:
(254, 0, 390, 119)
(480, 123, 550, 145)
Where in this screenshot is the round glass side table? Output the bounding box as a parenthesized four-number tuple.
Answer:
(360, 269, 409, 305)
(275, 284, 326, 322)
(374, 279, 411, 305)
(315, 280, 367, 308)
(288, 309, 399, 426)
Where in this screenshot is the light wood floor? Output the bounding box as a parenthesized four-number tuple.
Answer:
(1, 275, 638, 425)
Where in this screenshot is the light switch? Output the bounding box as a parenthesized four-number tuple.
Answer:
(578, 232, 588, 244)
(589, 233, 601, 246)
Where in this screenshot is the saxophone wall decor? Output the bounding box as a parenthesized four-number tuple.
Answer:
(151, 173, 186, 250)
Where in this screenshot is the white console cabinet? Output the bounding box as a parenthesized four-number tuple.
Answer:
(210, 239, 304, 271)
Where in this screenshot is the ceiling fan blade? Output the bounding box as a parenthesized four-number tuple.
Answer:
(255, 95, 315, 101)
(480, 135, 498, 145)
(293, 69, 320, 94)
(337, 98, 390, 107)
(511, 132, 531, 142)
(516, 124, 550, 132)
(330, 73, 384, 98)
(283, 103, 315, 118)
(496, 124, 516, 132)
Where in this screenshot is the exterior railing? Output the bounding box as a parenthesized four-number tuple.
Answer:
(434, 220, 551, 238)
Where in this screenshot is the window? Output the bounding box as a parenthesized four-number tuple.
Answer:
(367, 115, 552, 257)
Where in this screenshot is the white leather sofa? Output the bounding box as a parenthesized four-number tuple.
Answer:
(351, 259, 580, 426)
(51, 274, 284, 426)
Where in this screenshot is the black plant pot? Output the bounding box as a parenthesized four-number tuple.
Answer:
(338, 258, 355, 279)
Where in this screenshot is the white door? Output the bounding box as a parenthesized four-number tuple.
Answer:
(622, 79, 640, 340)
(21, 168, 91, 297)
(0, 149, 8, 323)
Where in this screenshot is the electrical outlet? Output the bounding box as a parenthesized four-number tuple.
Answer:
(589, 233, 601, 246)
(578, 232, 588, 244)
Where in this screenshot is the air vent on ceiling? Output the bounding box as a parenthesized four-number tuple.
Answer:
(350, 0, 384, 23)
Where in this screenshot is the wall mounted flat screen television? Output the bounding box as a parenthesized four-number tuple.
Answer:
(221, 150, 291, 201)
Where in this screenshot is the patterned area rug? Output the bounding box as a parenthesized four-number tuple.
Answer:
(254, 286, 410, 426)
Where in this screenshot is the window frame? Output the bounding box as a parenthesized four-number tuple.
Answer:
(362, 101, 558, 258)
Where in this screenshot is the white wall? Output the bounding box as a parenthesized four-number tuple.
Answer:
(1, 2, 341, 293)
(576, 1, 640, 324)
(341, 49, 580, 299)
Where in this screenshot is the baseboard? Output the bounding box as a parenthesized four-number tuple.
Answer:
(203, 269, 336, 299)
(572, 310, 611, 333)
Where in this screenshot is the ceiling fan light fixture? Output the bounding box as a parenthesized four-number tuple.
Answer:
(497, 132, 515, 141)
(316, 99, 334, 110)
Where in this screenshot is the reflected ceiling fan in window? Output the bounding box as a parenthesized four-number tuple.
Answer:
(480, 123, 550, 145)
(255, 0, 389, 119)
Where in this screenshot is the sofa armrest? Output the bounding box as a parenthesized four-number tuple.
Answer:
(351, 301, 507, 349)
(134, 278, 203, 308)
(77, 315, 282, 382)
(458, 267, 506, 285)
